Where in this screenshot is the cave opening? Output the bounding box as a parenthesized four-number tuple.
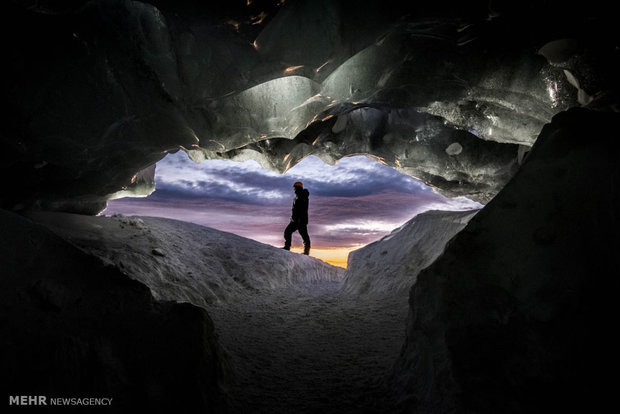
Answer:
(102, 150, 481, 267)
(89, 144, 486, 411)
(79, 146, 486, 413)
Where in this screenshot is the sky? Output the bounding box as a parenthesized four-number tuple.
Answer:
(102, 152, 481, 267)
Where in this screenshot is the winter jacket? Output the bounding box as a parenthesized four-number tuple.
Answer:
(291, 188, 309, 225)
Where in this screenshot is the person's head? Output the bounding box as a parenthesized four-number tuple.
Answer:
(293, 181, 303, 190)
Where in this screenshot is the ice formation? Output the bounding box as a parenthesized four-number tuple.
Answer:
(6, 0, 609, 213)
(389, 107, 620, 414)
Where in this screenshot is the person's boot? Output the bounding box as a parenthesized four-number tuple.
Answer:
(282, 246, 290, 251)
(303, 245, 310, 255)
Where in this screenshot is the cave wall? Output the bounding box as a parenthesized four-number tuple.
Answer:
(389, 107, 620, 413)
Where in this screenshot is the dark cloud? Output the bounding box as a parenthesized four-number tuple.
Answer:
(154, 153, 429, 204)
(151, 181, 281, 205)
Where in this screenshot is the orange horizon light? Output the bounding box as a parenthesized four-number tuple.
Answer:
(288, 246, 357, 269)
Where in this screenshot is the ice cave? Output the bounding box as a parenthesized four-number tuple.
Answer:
(1, 0, 619, 413)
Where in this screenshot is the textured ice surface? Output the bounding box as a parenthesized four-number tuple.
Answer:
(390, 108, 620, 413)
(7, 0, 614, 212)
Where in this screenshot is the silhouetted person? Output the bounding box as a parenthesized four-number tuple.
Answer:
(282, 181, 311, 255)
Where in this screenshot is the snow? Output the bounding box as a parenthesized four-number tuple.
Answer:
(343, 209, 479, 295)
(26, 212, 343, 307)
(24, 211, 417, 412)
(1, 209, 227, 411)
(210, 281, 408, 413)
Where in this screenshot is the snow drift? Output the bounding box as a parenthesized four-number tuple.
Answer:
(24, 211, 344, 308)
(343, 209, 479, 295)
(0, 209, 230, 413)
(19, 210, 407, 413)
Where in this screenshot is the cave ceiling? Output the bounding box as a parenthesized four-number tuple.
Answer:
(3, 0, 617, 213)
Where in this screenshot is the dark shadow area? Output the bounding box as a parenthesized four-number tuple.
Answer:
(0, 210, 232, 412)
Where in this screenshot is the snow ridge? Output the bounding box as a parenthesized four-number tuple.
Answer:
(26, 212, 344, 308)
(343, 209, 479, 295)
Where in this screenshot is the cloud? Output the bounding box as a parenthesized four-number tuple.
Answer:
(103, 152, 482, 250)
(153, 152, 430, 202)
(154, 154, 288, 204)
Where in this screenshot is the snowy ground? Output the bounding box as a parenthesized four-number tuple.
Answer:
(24, 210, 465, 413)
(209, 282, 408, 413)
(25, 212, 343, 307)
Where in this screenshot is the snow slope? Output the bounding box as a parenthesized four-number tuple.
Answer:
(24, 211, 407, 413)
(343, 209, 479, 295)
(25, 212, 344, 308)
(1, 209, 229, 412)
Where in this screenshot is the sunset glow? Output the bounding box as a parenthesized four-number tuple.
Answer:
(293, 246, 360, 268)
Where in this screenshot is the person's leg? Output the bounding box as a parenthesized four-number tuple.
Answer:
(298, 224, 311, 254)
(283, 221, 297, 250)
